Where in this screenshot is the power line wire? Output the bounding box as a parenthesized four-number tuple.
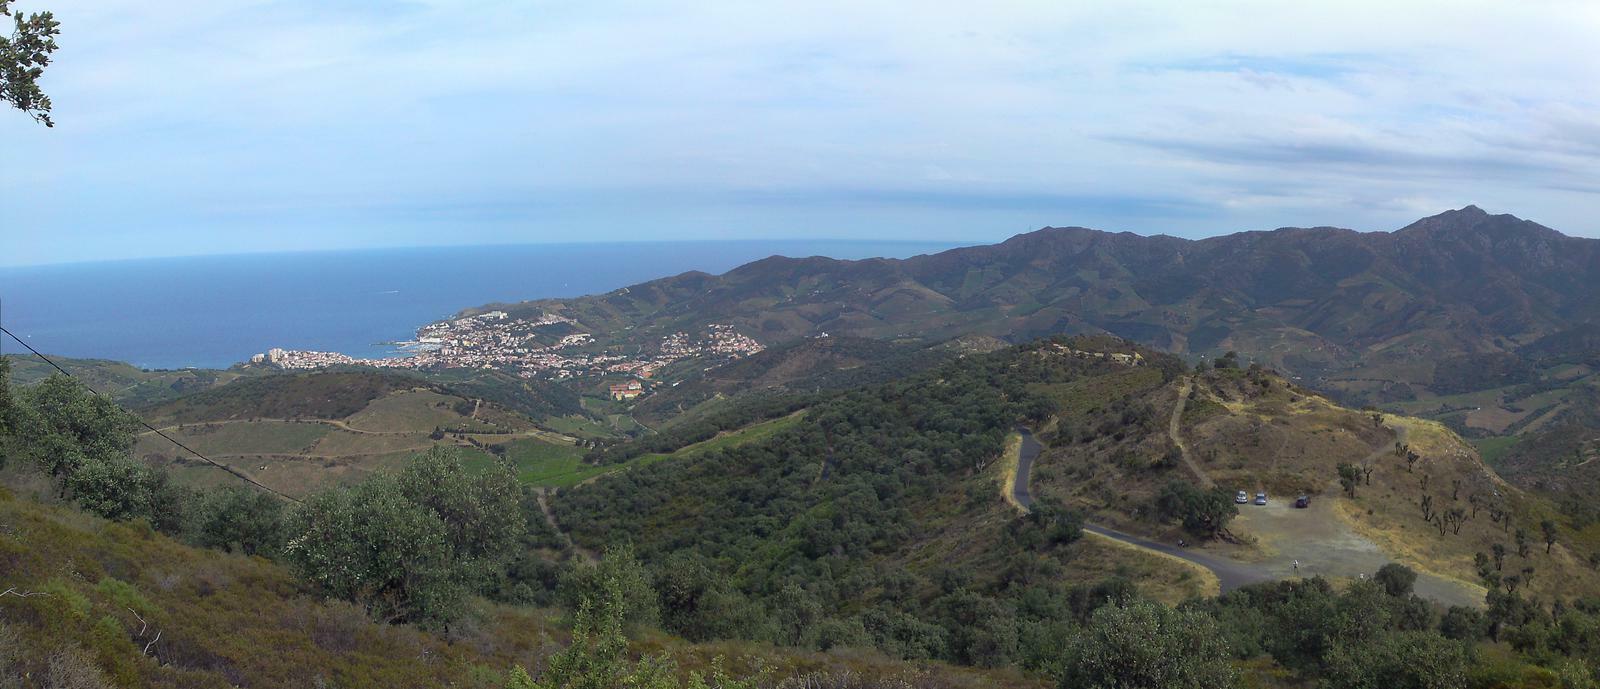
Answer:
(0, 325, 302, 504)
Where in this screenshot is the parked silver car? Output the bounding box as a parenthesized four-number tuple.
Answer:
(1235, 490, 1249, 504)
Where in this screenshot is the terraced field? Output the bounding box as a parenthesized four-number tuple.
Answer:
(132, 381, 801, 497)
(135, 386, 571, 496)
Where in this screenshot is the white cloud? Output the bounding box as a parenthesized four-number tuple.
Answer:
(3, 0, 1599, 265)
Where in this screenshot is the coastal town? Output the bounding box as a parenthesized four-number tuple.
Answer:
(253, 310, 765, 386)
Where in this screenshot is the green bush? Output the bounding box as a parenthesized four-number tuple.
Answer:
(284, 446, 526, 628)
(1059, 598, 1237, 689)
(187, 486, 287, 556)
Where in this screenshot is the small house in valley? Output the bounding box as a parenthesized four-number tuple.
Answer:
(609, 379, 644, 401)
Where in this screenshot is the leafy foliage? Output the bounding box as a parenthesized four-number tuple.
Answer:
(0, 0, 58, 126)
(1058, 598, 1237, 689)
(506, 573, 765, 689)
(555, 339, 1168, 664)
(1155, 480, 1237, 539)
(10, 371, 189, 529)
(284, 446, 528, 627)
(187, 486, 287, 556)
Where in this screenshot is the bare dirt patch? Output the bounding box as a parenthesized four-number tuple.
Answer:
(1232, 498, 1484, 608)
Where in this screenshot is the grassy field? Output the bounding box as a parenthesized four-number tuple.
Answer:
(343, 389, 538, 434)
(1472, 435, 1521, 467)
(487, 439, 600, 487)
(541, 413, 620, 439)
(135, 420, 330, 458)
(310, 428, 432, 455)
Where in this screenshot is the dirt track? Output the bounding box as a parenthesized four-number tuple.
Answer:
(1167, 378, 1214, 488)
(1012, 427, 1485, 607)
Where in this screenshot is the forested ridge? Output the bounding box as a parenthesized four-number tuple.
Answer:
(3, 342, 1600, 687)
(476, 208, 1600, 533)
(556, 338, 1106, 665)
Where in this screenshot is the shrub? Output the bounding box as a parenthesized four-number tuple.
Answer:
(560, 543, 660, 630)
(1059, 598, 1237, 689)
(284, 446, 525, 628)
(1156, 480, 1237, 538)
(1323, 631, 1472, 689)
(187, 486, 287, 556)
(44, 645, 113, 689)
(1374, 563, 1418, 598)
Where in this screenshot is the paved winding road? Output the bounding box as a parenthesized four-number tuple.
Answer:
(1012, 428, 1270, 592)
(1011, 426, 1483, 606)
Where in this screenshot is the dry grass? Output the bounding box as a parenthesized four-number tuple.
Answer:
(1336, 416, 1600, 601)
(1078, 531, 1220, 601)
(1028, 367, 1600, 605)
(997, 433, 1025, 513)
(0, 488, 1039, 689)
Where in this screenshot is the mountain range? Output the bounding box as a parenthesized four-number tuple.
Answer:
(476, 206, 1600, 501)
(499, 207, 1591, 393)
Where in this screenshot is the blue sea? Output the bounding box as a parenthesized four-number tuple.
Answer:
(0, 240, 967, 370)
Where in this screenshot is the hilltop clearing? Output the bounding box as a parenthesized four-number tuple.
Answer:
(1027, 362, 1599, 605)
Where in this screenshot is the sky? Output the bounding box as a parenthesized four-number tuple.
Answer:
(4, 0, 1600, 266)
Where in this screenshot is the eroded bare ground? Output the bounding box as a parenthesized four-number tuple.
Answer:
(1229, 498, 1485, 608)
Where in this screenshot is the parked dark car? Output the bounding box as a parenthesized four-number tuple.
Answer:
(1294, 494, 1311, 508)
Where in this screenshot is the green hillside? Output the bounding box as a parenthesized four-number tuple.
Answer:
(458, 208, 1600, 526)
(2, 354, 252, 406)
(544, 337, 1600, 684)
(0, 486, 1028, 689)
(6, 340, 1600, 687)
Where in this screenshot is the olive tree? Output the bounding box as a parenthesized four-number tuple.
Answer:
(1323, 630, 1471, 689)
(284, 446, 526, 627)
(1156, 480, 1238, 539)
(1374, 563, 1418, 598)
(1059, 598, 1238, 689)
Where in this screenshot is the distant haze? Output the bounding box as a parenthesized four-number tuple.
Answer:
(4, 1, 1600, 265)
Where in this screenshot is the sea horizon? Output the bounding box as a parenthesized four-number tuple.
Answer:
(0, 239, 970, 370)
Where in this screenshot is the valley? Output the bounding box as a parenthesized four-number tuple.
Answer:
(6, 207, 1600, 687)
(11, 0, 1600, 683)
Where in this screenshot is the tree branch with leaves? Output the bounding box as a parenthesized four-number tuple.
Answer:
(1, 0, 59, 126)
